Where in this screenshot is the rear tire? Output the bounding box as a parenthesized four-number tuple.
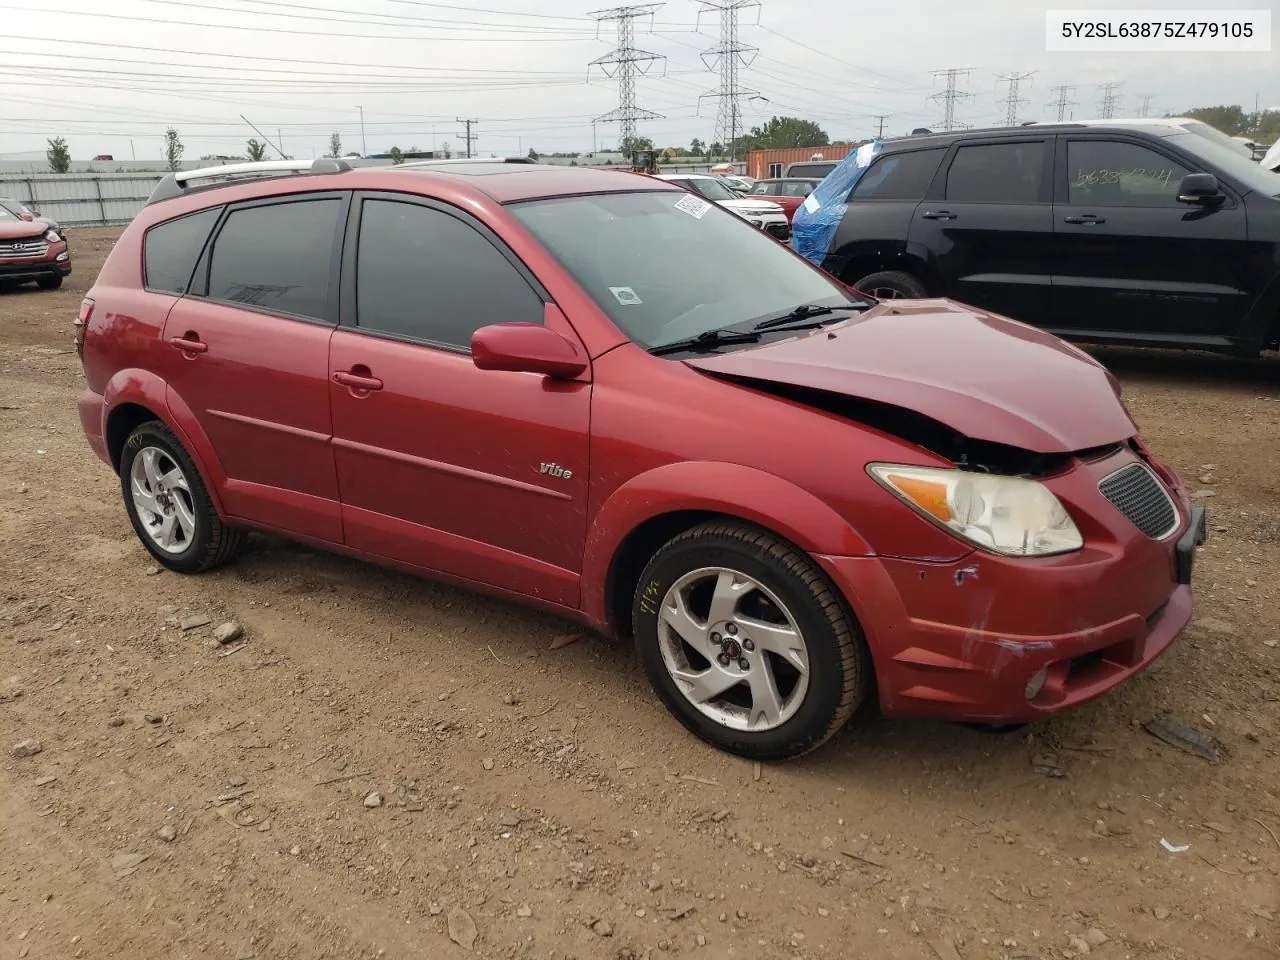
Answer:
(36, 276, 63, 290)
(119, 421, 245, 574)
(852, 270, 926, 300)
(632, 522, 870, 761)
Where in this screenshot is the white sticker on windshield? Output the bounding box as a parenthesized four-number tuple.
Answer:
(609, 286, 643, 306)
(674, 194, 712, 219)
(801, 192, 822, 214)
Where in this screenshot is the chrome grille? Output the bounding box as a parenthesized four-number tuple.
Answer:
(1099, 463, 1178, 540)
(0, 239, 49, 260)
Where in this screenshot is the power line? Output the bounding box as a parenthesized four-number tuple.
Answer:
(1047, 84, 1077, 122)
(929, 68, 974, 131)
(456, 118, 478, 158)
(589, 5, 666, 150)
(1098, 82, 1124, 119)
(996, 71, 1035, 126)
(696, 1, 760, 159)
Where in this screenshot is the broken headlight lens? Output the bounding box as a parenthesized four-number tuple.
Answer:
(868, 464, 1083, 557)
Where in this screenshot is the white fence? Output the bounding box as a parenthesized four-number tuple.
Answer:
(0, 173, 165, 227)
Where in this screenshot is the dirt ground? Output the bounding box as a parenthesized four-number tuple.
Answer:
(1, 227, 1277, 960)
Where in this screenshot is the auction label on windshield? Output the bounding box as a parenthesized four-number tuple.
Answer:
(674, 194, 712, 219)
(1046, 10, 1270, 51)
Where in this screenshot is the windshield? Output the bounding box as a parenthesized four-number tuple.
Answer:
(0, 206, 16, 221)
(509, 190, 858, 350)
(1167, 132, 1280, 197)
(1180, 120, 1255, 158)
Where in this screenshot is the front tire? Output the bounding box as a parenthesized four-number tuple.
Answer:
(37, 275, 63, 290)
(632, 522, 870, 761)
(852, 269, 926, 300)
(119, 421, 245, 574)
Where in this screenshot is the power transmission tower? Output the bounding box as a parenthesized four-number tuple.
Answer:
(695, 1, 760, 161)
(1098, 82, 1124, 119)
(456, 118, 478, 158)
(929, 68, 974, 131)
(996, 71, 1036, 126)
(1136, 93, 1156, 117)
(588, 5, 666, 152)
(1047, 84, 1077, 122)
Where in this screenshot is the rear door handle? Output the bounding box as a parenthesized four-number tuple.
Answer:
(168, 335, 208, 354)
(1063, 214, 1106, 225)
(333, 369, 384, 392)
(921, 210, 956, 221)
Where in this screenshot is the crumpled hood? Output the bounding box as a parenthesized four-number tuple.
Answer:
(685, 299, 1138, 455)
(718, 198, 785, 218)
(0, 220, 47, 240)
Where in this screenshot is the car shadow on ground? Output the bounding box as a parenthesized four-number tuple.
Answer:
(1088, 346, 1280, 392)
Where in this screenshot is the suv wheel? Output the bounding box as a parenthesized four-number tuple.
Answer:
(853, 270, 926, 300)
(632, 522, 870, 760)
(119, 421, 245, 573)
(36, 276, 63, 290)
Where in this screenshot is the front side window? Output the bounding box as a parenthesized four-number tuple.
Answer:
(748, 182, 773, 195)
(144, 207, 221, 295)
(946, 142, 1045, 203)
(851, 149, 944, 200)
(206, 198, 341, 320)
(510, 190, 858, 350)
(355, 198, 542, 349)
(1066, 141, 1191, 207)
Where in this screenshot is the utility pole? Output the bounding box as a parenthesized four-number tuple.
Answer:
(996, 71, 1036, 126)
(1098, 82, 1124, 119)
(1047, 84, 1077, 122)
(695, 1, 760, 162)
(456, 118, 478, 158)
(929, 68, 975, 131)
(871, 114, 891, 138)
(278, 128, 285, 159)
(1136, 93, 1156, 118)
(588, 4, 666, 152)
(357, 105, 367, 156)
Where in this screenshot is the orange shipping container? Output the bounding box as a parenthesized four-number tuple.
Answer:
(746, 144, 856, 180)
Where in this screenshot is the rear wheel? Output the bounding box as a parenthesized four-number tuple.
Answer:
(632, 522, 870, 761)
(852, 270, 926, 300)
(119, 421, 245, 574)
(36, 275, 63, 290)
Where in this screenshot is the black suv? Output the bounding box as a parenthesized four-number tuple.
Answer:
(819, 121, 1280, 355)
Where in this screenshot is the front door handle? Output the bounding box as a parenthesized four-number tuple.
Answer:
(921, 210, 956, 221)
(333, 369, 384, 393)
(168, 334, 208, 355)
(1063, 214, 1106, 225)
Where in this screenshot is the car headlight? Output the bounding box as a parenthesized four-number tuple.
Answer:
(868, 464, 1083, 557)
(45, 229, 61, 243)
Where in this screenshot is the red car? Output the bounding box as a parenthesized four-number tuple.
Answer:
(0, 203, 70, 290)
(746, 178, 821, 222)
(76, 158, 1205, 760)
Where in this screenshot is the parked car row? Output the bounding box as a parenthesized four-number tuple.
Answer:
(794, 119, 1280, 356)
(655, 173, 792, 242)
(75, 156, 1204, 760)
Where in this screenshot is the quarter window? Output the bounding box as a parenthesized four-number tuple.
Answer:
(946, 143, 1045, 203)
(144, 207, 221, 295)
(1066, 140, 1191, 207)
(355, 198, 542, 349)
(205, 198, 341, 320)
(850, 149, 945, 200)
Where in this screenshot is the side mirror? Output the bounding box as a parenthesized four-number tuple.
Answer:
(471, 322, 588, 379)
(1177, 173, 1222, 205)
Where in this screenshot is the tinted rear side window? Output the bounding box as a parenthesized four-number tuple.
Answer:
(355, 198, 542, 350)
(946, 143, 1045, 203)
(144, 207, 221, 294)
(851, 149, 944, 200)
(206, 198, 341, 321)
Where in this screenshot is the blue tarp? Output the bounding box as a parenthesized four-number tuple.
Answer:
(790, 140, 883, 267)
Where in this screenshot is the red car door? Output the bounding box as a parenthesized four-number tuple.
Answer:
(161, 194, 347, 543)
(328, 193, 591, 607)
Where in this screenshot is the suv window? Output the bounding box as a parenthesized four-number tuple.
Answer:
(206, 198, 341, 320)
(144, 207, 221, 295)
(1066, 140, 1192, 207)
(851, 149, 944, 200)
(946, 142, 1045, 203)
(787, 162, 836, 179)
(355, 198, 542, 349)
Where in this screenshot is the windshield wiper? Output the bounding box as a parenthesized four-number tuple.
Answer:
(752, 302, 864, 332)
(648, 327, 762, 356)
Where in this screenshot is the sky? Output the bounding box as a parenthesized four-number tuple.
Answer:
(1, 0, 1276, 162)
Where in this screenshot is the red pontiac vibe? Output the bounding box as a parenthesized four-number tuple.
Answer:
(75, 158, 1206, 760)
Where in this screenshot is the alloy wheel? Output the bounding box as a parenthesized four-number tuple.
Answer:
(129, 445, 196, 554)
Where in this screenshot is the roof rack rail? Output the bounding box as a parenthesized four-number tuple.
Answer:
(397, 156, 535, 169)
(146, 157, 351, 206)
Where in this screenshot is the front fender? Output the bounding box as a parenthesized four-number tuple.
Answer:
(581, 460, 874, 627)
